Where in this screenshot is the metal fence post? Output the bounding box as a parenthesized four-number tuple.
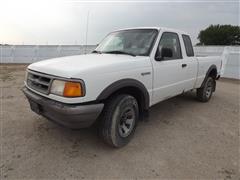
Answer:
(34, 45, 39, 63)
(11, 45, 15, 63)
(57, 45, 62, 57)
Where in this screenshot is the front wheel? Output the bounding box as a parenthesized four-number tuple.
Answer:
(99, 94, 139, 148)
(197, 76, 215, 102)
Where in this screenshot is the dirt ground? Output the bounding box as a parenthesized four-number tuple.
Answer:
(0, 65, 239, 179)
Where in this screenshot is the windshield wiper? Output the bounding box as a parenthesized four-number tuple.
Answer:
(92, 50, 102, 54)
(103, 50, 136, 57)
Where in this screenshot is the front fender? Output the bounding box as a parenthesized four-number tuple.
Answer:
(97, 78, 150, 110)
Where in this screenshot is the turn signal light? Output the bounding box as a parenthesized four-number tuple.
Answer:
(63, 82, 83, 97)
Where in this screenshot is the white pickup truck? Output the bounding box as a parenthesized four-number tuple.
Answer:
(23, 27, 223, 147)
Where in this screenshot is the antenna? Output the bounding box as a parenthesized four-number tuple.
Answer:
(84, 10, 90, 54)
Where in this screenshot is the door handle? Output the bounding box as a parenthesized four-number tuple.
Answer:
(141, 72, 151, 76)
(182, 64, 187, 68)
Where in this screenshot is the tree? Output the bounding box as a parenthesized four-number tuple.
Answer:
(197, 24, 240, 45)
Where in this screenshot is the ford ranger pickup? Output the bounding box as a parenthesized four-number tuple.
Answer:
(23, 27, 223, 147)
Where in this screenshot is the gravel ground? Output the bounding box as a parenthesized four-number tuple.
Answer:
(0, 65, 239, 179)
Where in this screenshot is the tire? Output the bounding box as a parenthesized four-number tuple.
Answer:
(99, 94, 139, 148)
(197, 76, 215, 102)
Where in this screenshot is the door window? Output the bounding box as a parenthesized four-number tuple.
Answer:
(156, 32, 182, 60)
(182, 34, 194, 57)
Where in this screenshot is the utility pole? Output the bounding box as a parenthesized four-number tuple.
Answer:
(84, 10, 90, 54)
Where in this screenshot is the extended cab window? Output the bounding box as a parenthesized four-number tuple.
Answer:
(155, 32, 182, 61)
(182, 34, 194, 57)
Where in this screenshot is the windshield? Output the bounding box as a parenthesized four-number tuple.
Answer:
(95, 29, 158, 56)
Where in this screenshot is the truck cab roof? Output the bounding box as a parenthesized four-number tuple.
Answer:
(113, 27, 190, 36)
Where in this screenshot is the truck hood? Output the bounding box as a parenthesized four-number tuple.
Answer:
(28, 54, 149, 78)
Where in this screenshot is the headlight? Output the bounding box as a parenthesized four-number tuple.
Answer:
(50, 80, 65, 96)
(50, 80, 84, 97)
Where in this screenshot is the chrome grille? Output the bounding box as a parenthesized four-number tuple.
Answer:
(27, 71, 52, 94)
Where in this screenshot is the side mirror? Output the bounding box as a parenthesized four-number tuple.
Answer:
(155, 47, 173, 61)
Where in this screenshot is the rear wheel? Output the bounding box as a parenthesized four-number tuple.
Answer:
(197, 76, 215, 102)
(99, 94, 139, 148)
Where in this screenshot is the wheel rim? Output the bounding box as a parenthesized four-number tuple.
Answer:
(118, 107, 135, 138)
(206, 80, 213, 98)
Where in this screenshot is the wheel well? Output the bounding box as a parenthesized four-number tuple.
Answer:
(201, 67, 217, 91)
(209, 68, 217, 79)
(101, 86, 148, 115)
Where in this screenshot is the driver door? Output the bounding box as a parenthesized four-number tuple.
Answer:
(151, 32, 185, 105)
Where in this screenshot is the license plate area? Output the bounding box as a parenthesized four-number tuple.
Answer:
(29, 100, 42, 114)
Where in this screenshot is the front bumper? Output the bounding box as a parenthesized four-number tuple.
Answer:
(22, 87, 104, 129)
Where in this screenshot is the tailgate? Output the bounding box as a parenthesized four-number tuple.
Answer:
(220, 47, 229, 76)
